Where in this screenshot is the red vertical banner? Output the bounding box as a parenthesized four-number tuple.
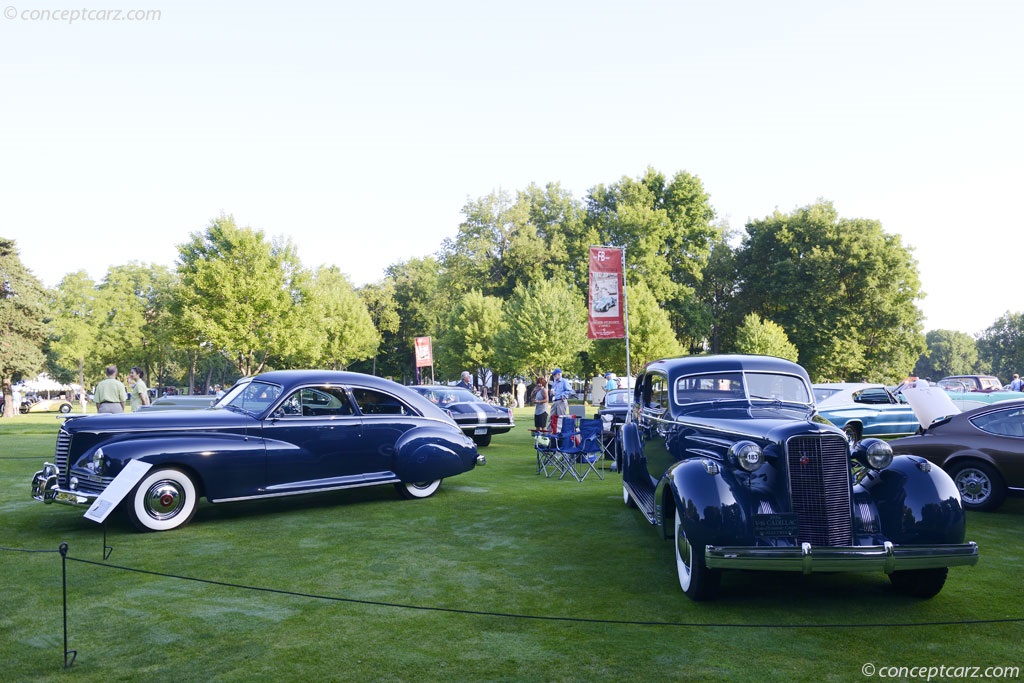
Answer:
(588, 246, 625, 339)
(414, 336, 433, 368)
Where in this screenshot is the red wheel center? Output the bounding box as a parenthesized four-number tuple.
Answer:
(159, 493, 175, 507)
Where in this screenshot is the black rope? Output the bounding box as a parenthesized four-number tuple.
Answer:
(66, 555, 1023, 630)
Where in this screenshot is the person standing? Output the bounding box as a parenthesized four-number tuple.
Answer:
(128, 367, 151, 412)
(1010, 373, 1024, 391)
(532, 376, 549, 430)
(94, 365, 127, 414)
(549, 368, 573, 420)
(456, 371, 474, 392)
(516, 379, 527, 408)
(604, 372, 619, 393)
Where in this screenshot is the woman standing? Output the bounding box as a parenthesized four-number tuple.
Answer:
(532, 376, 550, 430)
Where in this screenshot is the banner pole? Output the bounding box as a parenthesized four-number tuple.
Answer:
(621, 247, 631, 385)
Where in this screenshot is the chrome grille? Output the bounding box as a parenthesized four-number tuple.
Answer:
(54, 429, 72, 484)
(786, 435, 852, 546)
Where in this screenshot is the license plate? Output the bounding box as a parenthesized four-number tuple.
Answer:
(474, 427, 488, 435)
(55, 491, 80, 504)
(753, 513, 800, 538)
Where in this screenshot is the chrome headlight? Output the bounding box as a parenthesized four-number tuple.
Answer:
(729, 440, 765, 472)
(856, 438, 893, 470)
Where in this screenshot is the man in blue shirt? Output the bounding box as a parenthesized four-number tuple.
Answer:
(549, 368, 573, 419)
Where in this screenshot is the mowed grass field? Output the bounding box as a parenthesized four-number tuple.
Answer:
(1, 409, 1022, 682)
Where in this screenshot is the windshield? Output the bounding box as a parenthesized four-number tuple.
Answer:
(604, 390, 631, 407)
(675, 371, 811, 405)
(222, 379, 283, 415)
(415, 387, 479, 405)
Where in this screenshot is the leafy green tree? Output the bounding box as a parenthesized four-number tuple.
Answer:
(289, 266, 378, 370)
(175, 215, 304, 377)
(733, 314, 799, 362)
(732, 201, 925, 383)
(977, 312, 1024, 383)
(47, 271, 99, 410)
(0, 238, 48, 416)
(371, 257, 446, 382)
(695, 229, 740, 354)
(495, 278, 591, 379)
(914, 329, 981, 380)
(353, 279, 400, 377)
(590, 279, 684, 374)
(584, 167, 720, 346)
(435, 290, 506, 392)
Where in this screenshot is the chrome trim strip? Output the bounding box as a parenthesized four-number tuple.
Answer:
(212, 478, 402, 503)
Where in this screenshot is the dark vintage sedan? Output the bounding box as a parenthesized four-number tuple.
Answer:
(620, 355, 979, 601)
(890, 399, 1024, 511)
(407, 385, 514, 447)
(31, 371, 482, 532)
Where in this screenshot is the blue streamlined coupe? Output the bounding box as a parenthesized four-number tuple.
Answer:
(620, 355, 978, 601)
(31, 370, 482, 532)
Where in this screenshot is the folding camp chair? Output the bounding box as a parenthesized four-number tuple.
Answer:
(531, 429, 558, 477)
(553, 418, 605, 481)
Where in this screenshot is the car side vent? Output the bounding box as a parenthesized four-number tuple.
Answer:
(786, 435, 852, 546)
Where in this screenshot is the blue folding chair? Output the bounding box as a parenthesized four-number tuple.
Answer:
(553, 418, 605, 481)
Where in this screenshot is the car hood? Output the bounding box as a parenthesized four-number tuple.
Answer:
(62, 408, 257, 434)
(674, 404, 831, 441)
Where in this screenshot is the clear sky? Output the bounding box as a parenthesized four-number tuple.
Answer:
(2, 0, 1020, 336)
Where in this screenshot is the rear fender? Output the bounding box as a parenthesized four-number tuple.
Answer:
(394, 427, 477, 482)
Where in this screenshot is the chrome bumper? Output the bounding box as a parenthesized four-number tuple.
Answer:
(30, 462, 97, 507)
(705, 541, 979, 574)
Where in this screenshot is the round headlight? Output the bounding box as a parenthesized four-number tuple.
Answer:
(730, 440, 765, 472)
(862, 438, 893, 470)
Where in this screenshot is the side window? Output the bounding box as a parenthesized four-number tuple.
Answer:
(351, 388, 411, 416)
(971, 409, 1024, 437)
(647, 373, 669, 413)
(271, 386, 354, 418)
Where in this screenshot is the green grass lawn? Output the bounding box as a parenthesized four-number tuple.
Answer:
(2, 409, 1022, 682)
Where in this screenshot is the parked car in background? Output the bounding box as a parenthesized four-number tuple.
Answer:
(407, 385, 514, 447)
(620, 355, 978, 601)
(31, 371, 482, 532)
(19, 395, 73, 414)
(890, 399, 1024, 511)
(594, 388, 632, 462)
(813, 383, 919, 441)
(137, 394, 218, 411)
(939, 375, 1004, 392)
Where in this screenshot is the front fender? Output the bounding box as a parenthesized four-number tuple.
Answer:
(90, 433, 264, 499)
(859, 454, 967, 545)
(662, 458, 748, 544)
(393, 427, 478, 482)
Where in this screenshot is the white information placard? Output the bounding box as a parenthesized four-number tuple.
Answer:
(84, 460, 153, 523)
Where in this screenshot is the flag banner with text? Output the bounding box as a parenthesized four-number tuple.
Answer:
(414, 336, 433, 368)
(588, 246, 625, 339)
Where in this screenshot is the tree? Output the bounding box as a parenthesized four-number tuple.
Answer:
(47, 270, 98, 410)
(584, 168, 720, 347)
(914, 329, 980, 380)
(0, 238, 48, 417)
(976, 312, 1024, 383)
(733, 314, 799, 362)
(371, 257, 446, 382)
(495, 278, 591, 379)
(354, 279, 400, 377)
(732, 201, 925, 383)
(289, 266, 378, 370)
(435, 290, 506, 392)
(175, 215, 304, 377)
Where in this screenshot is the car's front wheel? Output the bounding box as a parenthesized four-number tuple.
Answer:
(674, 508, 719, 601)
(889, 567, 948, 598)
(947, 460, 1005, 511)
(127, 467, 198, 532)
(59, 403, 72, 413)
(396, 479, 442, 499)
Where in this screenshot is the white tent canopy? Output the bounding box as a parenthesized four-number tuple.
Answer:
(14, 373, 82, 398)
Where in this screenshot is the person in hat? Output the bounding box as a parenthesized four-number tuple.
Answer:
(549, 368, 573, 419)
(604, 372, 619, 393)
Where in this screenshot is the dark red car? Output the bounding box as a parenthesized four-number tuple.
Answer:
(890, 399, 1024, 511)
